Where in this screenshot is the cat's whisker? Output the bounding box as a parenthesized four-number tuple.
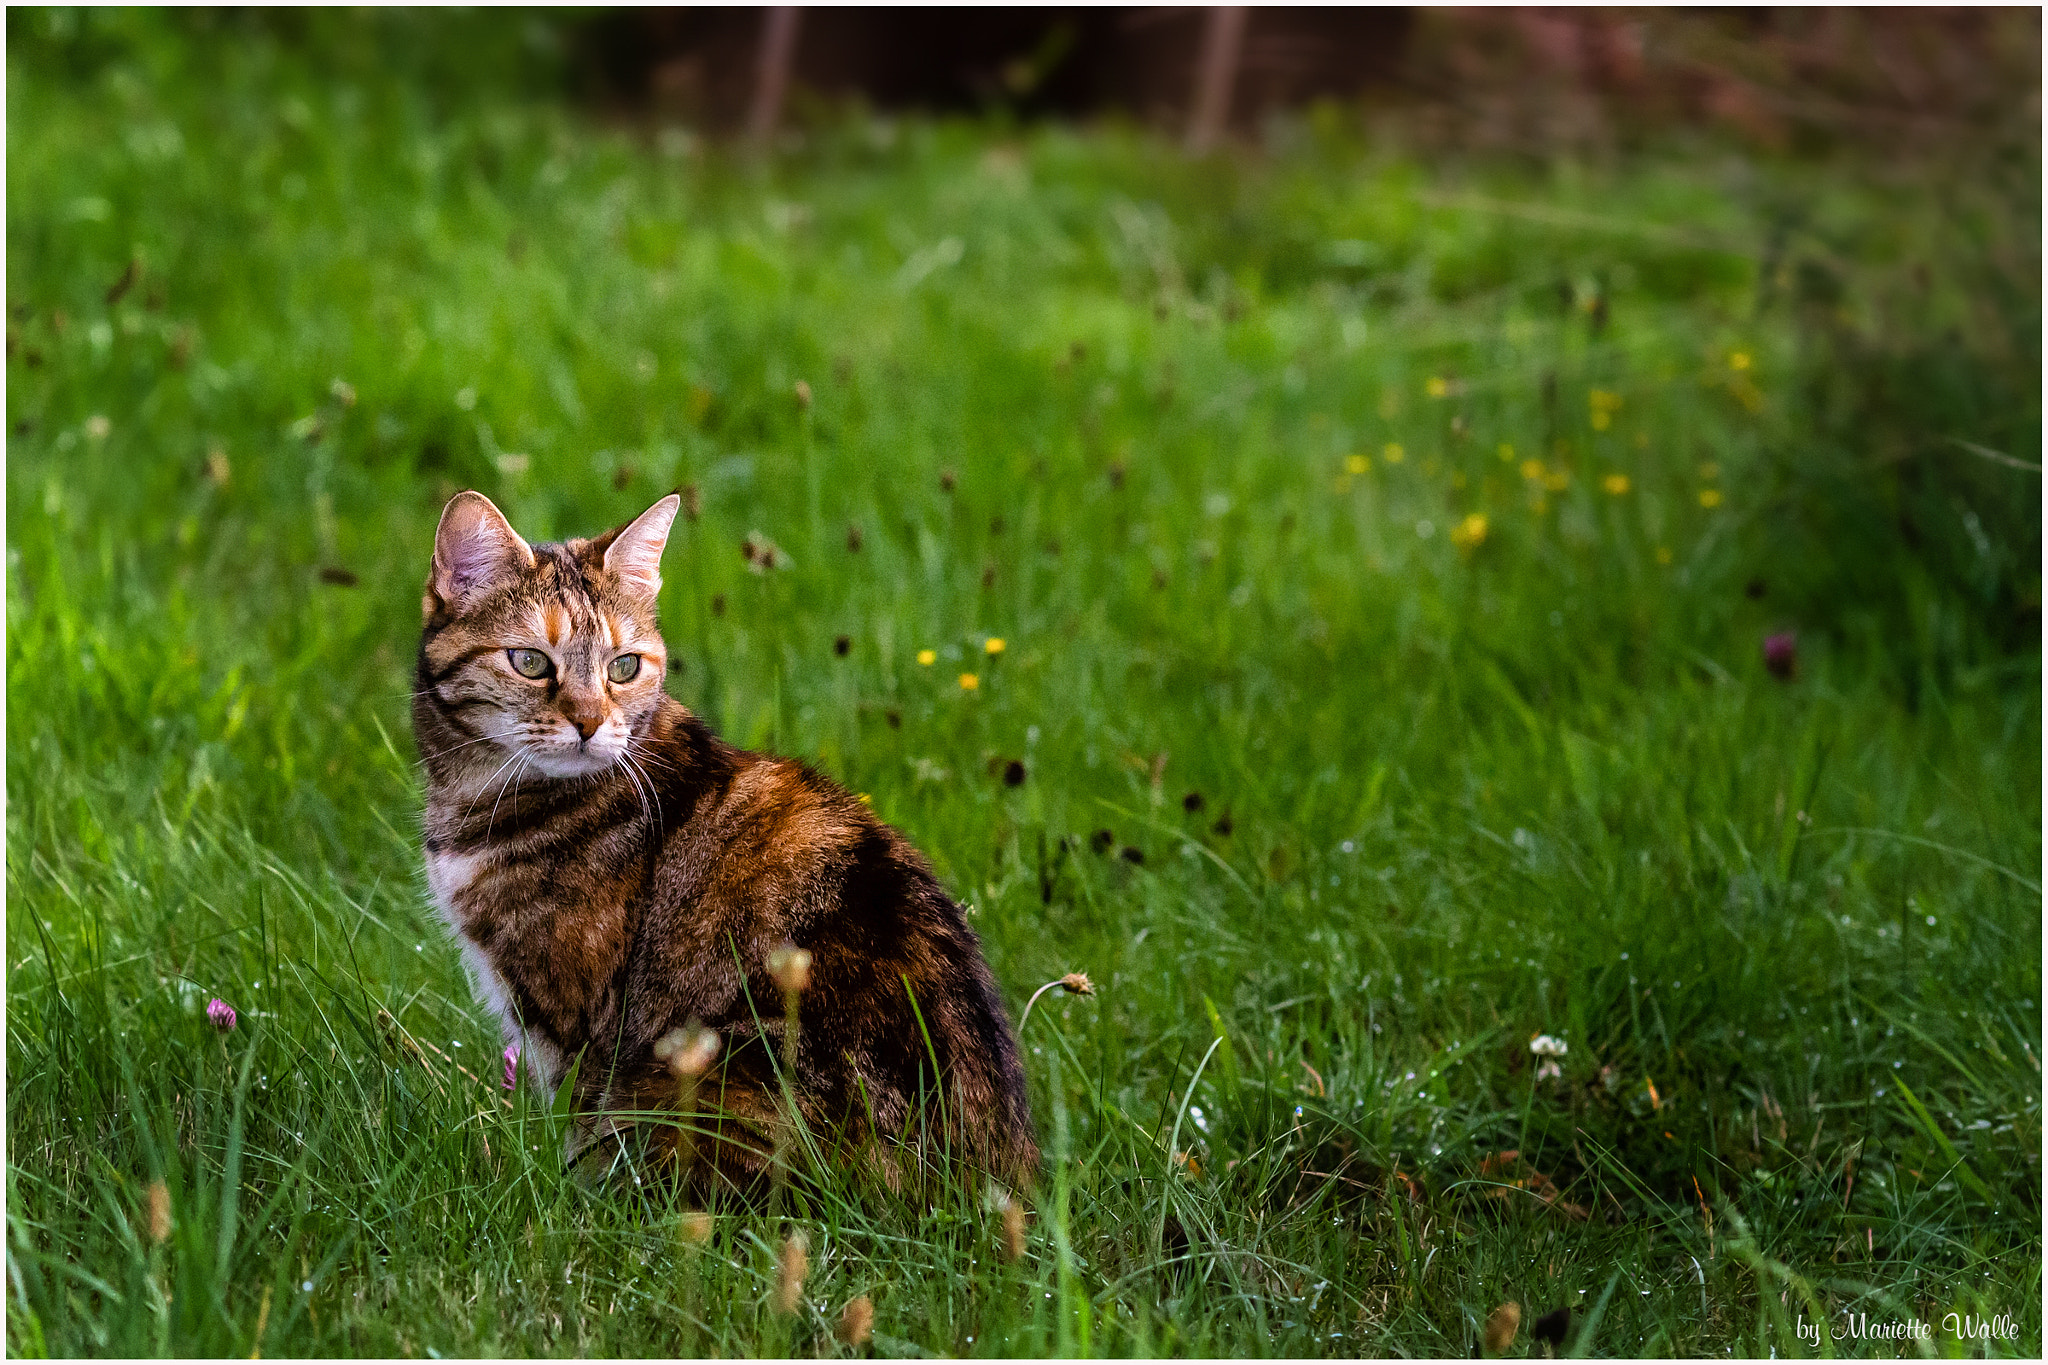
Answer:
(628, 753, 663, 829)
(624, 743, 681, 778)
(461, 748, 524, 814)
(609, 750, 641, 813)
(628, 768, 654, 833)
(485, 750, 532, 839)
(415, 730, 509, 767)
(462, 747, 527, 831)
(625, 736, 683, 806)
(624, 731, 675, 764)
(623, 735, 669, 782)
(615, 750, 660, 833)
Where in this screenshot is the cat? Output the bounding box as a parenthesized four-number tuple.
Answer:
(412, 489, 1037, 1196)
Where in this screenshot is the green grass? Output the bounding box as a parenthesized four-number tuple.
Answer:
(7, 12, 2040, 1358)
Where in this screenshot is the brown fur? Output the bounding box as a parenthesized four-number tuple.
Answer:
(413, 492, 1037, 1198)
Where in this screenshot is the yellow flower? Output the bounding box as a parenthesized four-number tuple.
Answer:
(984, 637, 1005, 656)
(958, 672, 979, 691)
(1729, 350, 1751, 371)
(1602, 474, 1631, 495)
(1344, 454, 1370, 475)
(1424, 376, 1450, 399)
(1449, 513, 1488, 549)
(1497, 442, 1516, 462)
(916, 649, 936, 667)
(1698, 489, 1723, 509)
(1520, 459, 1545, 481)
(1591, 411, 1612, 431)
(1655, 545, 1674, 565)
(1589, 389, 1623, 412)
(1382, 442, 1405, 464)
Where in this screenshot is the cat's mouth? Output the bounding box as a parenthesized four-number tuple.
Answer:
(525, 722, 626, 779)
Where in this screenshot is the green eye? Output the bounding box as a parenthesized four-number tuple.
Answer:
(607, 654, 642, 684)
(508, 648, 552, 679)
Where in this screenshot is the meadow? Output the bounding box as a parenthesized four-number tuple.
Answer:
(7, 12, 2041, 1358)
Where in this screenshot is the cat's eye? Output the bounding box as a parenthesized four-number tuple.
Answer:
(607, 654, 642, 684)
(508, 648, 552, 679)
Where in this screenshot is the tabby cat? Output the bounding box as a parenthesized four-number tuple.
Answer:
(413, 490, 1037, 1194)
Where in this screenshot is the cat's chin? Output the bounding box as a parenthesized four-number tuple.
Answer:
(526, 747, 623, 780)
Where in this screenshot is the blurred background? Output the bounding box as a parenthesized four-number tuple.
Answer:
(573, 6, 2035, 157)
(13, 5, 2040, 653)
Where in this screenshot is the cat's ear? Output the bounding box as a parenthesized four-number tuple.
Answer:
(603, 493, 681, 600)
(429, 491, 533, 613)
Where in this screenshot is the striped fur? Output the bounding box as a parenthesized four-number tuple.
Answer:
(413, 492, 1038, 1196)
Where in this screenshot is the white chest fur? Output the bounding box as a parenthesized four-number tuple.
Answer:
(424, 846, 566, 1097)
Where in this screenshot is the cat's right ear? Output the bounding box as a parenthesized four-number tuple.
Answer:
(427, 491, 534, 619)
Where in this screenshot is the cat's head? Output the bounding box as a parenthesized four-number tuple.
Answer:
(418, 491, 680, 780)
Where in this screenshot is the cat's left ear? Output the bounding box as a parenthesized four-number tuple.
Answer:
(603, 493, 682, 600)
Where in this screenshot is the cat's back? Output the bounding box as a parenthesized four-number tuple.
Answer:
(662, 746, 876, 916)
(635, 731, 1036, 1174)
(637, 737, 981, 992)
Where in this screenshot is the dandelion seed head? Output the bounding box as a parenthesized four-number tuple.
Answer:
(838, 1295, 874, 1346)
(1001, 1199, 1027, 1262)
(774, 1231, 810, 1315)
(146, 1180, 171, 1244)
(655, 1023, 722, 1077)
(766, 946, 813, 996)
(1484, 1302, 1522, 1356)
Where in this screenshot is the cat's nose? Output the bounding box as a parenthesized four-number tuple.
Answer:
(568, 714, 601, 741)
